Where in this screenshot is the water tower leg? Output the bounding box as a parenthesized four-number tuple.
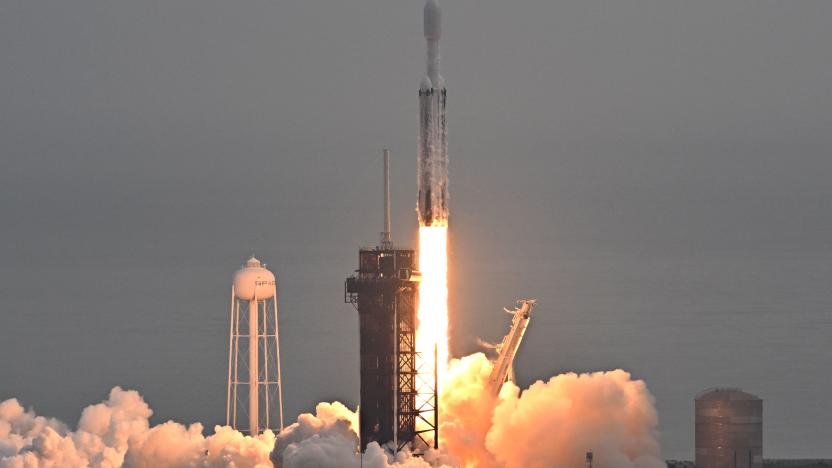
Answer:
(249, 298, 259, 436)
(227, 288, 235, 426)
(273, 294, 285, 431)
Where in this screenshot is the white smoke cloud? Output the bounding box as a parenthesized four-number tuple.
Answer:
(272, 402, 445, 468)
(270, 354, 664, 468)
(1, 355, 663, 468)
(0, 389, 437, 468)
(272, 401, 359, 468)
(440, 353, 665, 468)
(0, 387, 274, 468)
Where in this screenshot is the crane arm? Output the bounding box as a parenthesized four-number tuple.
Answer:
(486, 299, 536, 395)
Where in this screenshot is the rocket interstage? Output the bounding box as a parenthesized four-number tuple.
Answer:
(417, 0, 448, 227)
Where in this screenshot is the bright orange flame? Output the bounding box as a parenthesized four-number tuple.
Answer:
(417, 225, 449, 391)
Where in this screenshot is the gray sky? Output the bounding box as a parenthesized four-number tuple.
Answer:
(1, 0, 830, 460)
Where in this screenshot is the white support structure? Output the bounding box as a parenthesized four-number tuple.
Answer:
(248, 296, 259, 435)
(227, 257, 284, 435)
(486, 300, 536, 395)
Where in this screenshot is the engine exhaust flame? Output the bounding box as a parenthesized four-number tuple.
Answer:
(417, 225, 450, 381)
(416, 224, 449, 443)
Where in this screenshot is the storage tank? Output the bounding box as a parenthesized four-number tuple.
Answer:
(233, 256, 276, 300)
(695, 388, 762, 468)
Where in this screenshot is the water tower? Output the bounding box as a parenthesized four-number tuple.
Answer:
(227, 256, 284, 435)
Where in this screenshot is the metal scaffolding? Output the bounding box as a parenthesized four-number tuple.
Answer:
(346, 247, 433, 452)
(344, 150, 437, 454)
(394, 299, 438, 452)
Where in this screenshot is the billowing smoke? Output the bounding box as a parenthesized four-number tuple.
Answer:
(1, 356, 663, 467)
(270, 402, 444, 468)
(0, 389, 436, 468)
(440, 353, 665, 468)
(0, 387, 275, 468)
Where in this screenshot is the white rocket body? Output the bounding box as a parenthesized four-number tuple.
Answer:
(417, 0, 449, 227)
(424, 0, 443, 88)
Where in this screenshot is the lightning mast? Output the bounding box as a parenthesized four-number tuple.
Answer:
(486, 300, 536, 395)
(381, 149, 392, 249)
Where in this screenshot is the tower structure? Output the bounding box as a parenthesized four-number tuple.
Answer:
(227, 257, 284, 435)
(345, 150, 435, 452)
(486, 300, 536, 395)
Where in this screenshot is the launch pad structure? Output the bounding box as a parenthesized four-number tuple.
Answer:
(486, 300, 536, 395)
(345, 150, 438, 453)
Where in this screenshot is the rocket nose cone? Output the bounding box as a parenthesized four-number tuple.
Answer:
(424, 0, 441, 40)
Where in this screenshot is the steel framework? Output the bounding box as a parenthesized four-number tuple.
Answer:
(346, 247, 437, 453)
(226, 286, 284, 435)
(344, 150, 437, 454)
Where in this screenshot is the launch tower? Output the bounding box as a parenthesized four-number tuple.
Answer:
(346, 151, 437, 452)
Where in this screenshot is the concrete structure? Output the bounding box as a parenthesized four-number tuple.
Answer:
(695, 388, 763, 468)
(227, 257, 284, 435)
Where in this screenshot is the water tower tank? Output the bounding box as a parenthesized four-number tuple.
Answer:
(233, 257, 276, 300)
(695, 388, 762, 468)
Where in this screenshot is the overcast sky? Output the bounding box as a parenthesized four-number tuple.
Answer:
(1, 0, 830, 460)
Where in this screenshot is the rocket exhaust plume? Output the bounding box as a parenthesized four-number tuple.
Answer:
(439, 355, 666, 468)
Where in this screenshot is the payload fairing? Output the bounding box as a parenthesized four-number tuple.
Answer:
(417, 0, 448, 227)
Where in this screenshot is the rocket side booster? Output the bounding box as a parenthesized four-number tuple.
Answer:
(417, 0, 448, 227)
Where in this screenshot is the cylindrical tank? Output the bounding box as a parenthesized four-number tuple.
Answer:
(233, 257, 276, 300)
(695, 388, 763, 468)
